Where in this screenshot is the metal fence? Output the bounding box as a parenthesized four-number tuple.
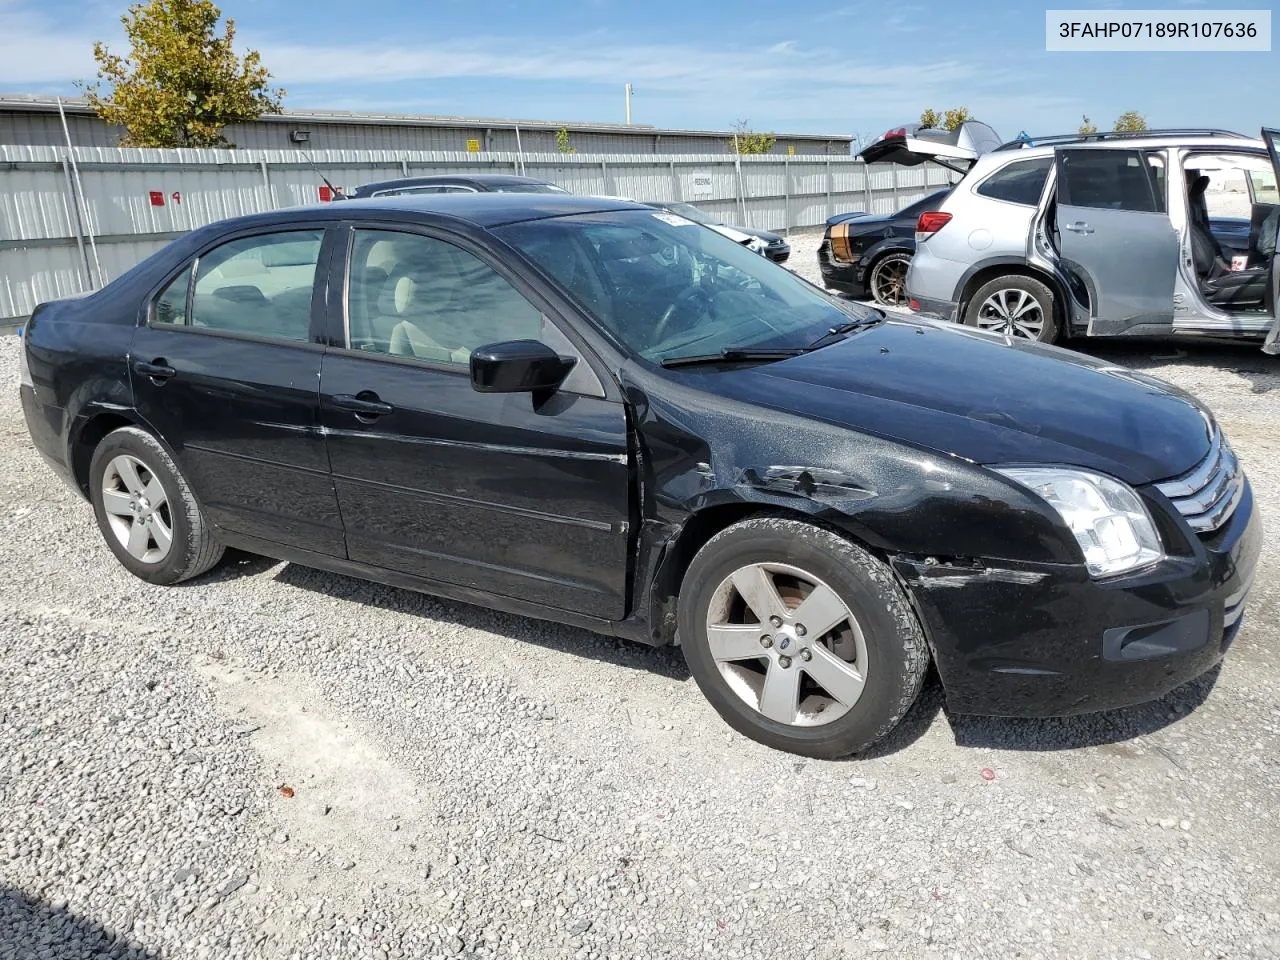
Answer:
(0, 145, 954, 323)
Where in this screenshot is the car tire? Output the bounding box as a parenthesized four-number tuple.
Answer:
(964, 275, 1059, 343)
(88, 426, 224, 585)
(678, 516, 930, 759)
(868, 251, 913, 307)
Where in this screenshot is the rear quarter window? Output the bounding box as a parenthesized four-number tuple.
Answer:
(975, 157, 1053, 206)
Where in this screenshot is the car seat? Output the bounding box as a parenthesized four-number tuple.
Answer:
(1187, 174, 1268, 309)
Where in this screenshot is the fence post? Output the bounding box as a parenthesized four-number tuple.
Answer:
(60, 156, 93, 291)
(259, 159, 272, 209)
(782, 156, 789, 234)
(891, 164, 900, 210)
(734, 154, 748, 225)
(826, 156, 832, 222)
(601, 158, 612, 195)
(862, 159, 872, 211)
(670, 158, 679, 201)
(401, 156, 409, 177)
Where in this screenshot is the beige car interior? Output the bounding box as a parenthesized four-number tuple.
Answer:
(349, 232, 544, 364)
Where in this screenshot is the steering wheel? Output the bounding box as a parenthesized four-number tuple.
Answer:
(653, 286, 712, 345)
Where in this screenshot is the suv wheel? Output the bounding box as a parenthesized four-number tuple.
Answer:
(678, 517, 930, 759)
(89, 426, 225, 585)
(964, 275, 1059, 344)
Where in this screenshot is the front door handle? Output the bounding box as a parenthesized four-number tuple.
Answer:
(1063, 221, 1095, 235)
(134, 358, 176, 382)
(333, 393, 394, 418)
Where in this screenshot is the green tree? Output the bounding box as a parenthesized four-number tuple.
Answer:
(942, 106, 972, 131)
(84, 0, 283, 148)
(919, 108, 971, 131)
(555, 126, 576, 154)
(1113, 111, 1149, 133)
(729, 120, 777, 155)
(919, 108, 943, 130)
(1079, 115, 1098, 135)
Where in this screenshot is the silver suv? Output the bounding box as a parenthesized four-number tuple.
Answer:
(879, 127, 1280, 350)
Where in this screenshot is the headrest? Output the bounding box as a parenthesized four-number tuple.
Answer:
(1188, 175, 1211, 199)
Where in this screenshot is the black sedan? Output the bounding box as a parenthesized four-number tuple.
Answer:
(345, 173, 570, 198)
(19, 194, 1259, 758)
(649, 201, 791, 262)
(819, 189, 950, 305)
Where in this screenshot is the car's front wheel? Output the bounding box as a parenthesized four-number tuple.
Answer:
(678, 517, 929, 758)
(964, 275, 1059, 343)
(89, 426, 224, 585)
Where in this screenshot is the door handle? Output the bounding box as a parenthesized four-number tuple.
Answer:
(134, 358, 176, 381)
(1063, 221, 1095, 235)
(333, 393, 394, 418)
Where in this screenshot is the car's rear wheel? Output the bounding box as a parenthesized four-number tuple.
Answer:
(678, 517, 929, 758)
(868, 251, 913, 307)
(89, 426, 224, 585)
(964, 275, 1058, 343)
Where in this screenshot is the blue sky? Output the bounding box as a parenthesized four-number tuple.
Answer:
(0, 0, 1275, 145)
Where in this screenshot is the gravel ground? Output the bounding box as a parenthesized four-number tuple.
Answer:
(2, 292, 1279, 959)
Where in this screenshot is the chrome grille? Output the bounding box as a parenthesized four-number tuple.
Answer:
(1154, 427, 1244, 534)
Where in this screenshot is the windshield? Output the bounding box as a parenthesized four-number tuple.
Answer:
(498, 210, 873, 364)
(493, 182, 570, 194)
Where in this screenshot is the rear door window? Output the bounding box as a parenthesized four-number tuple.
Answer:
(1058, 149, 1161, 213)
(183, 231, 324, 341)
(975, 157, 1053, 206)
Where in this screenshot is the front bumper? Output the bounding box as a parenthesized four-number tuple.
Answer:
(765, 244, 791, 263)
(817, 243, 868, 297)
(893, 479, 1262, 717)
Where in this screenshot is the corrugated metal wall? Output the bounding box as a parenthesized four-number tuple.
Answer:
(1, 108, 846, 156)
(0, 145, 953, 322)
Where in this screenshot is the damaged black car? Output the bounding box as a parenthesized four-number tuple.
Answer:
(19, 193, 1260, 758)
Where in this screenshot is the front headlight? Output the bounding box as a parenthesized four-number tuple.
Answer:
(994, 467, 1164, 578)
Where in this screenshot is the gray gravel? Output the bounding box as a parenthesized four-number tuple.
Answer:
(1, 321, 1279, 959)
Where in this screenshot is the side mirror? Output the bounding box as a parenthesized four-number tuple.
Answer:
(470, 340, 576, 394)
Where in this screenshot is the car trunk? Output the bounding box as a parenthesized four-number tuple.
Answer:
(858, 121, 1002, 174)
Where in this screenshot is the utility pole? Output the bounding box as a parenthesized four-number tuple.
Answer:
(625, 83, 633, 125)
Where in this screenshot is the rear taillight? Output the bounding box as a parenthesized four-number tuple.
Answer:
(916, 211, 952, 235)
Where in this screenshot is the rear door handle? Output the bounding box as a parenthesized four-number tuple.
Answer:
(332, 393, 394, 418)
(134, 358, 176, 381)
(1063, 221, 1095, 235)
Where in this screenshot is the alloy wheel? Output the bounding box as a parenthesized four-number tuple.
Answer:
(101, 454, 174, 564)
(704, 562, 869, 727)
(870, 254, 911, 307)
(975, 288, 1045, 339)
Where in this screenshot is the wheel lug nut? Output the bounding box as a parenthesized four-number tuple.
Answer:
(760, 635, 773, 648)
(795, 624, 807, 637)
(769, 616, 783, 628)
(778, 656, 792, 669)
(800, 648, 812, 662)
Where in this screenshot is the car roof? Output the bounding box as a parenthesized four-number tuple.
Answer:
(968, 134, 1268, 177)
(207, 193, 648, 232)
(351, 173, 557, 194)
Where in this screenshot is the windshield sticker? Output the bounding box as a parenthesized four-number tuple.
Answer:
(652, 212, 698, 227)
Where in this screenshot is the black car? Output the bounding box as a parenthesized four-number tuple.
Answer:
(819, 189, 950, 305)
(19, 194, 1259, 758)
(650, 201, 791, 262)
(346, 173, 570, 198)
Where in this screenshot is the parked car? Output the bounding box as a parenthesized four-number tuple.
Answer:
(597, 196, 770, 255)
(818, 189, 951, 305)
(648, 201, 790, 262)
(870, 125, 1280, 349)
(345, 174, 571, 198)
(19, 194, 1259, 758)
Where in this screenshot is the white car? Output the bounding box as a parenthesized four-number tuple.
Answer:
(592, 196, 769, 255)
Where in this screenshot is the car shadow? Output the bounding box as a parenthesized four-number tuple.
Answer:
(269, 560, 693, 682)
(203, 556, 1220, 758)
(947, 663, 1222, 752)
(1076, 338, 1280, 394)
(0, 887, 157, 959)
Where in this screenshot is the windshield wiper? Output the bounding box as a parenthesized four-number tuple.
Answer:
(660, 347, 806, 369)
(805, 312, 886, 350)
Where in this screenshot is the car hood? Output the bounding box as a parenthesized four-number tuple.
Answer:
(734, 226, 786, 244)
(715, 321, 1212, 485)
